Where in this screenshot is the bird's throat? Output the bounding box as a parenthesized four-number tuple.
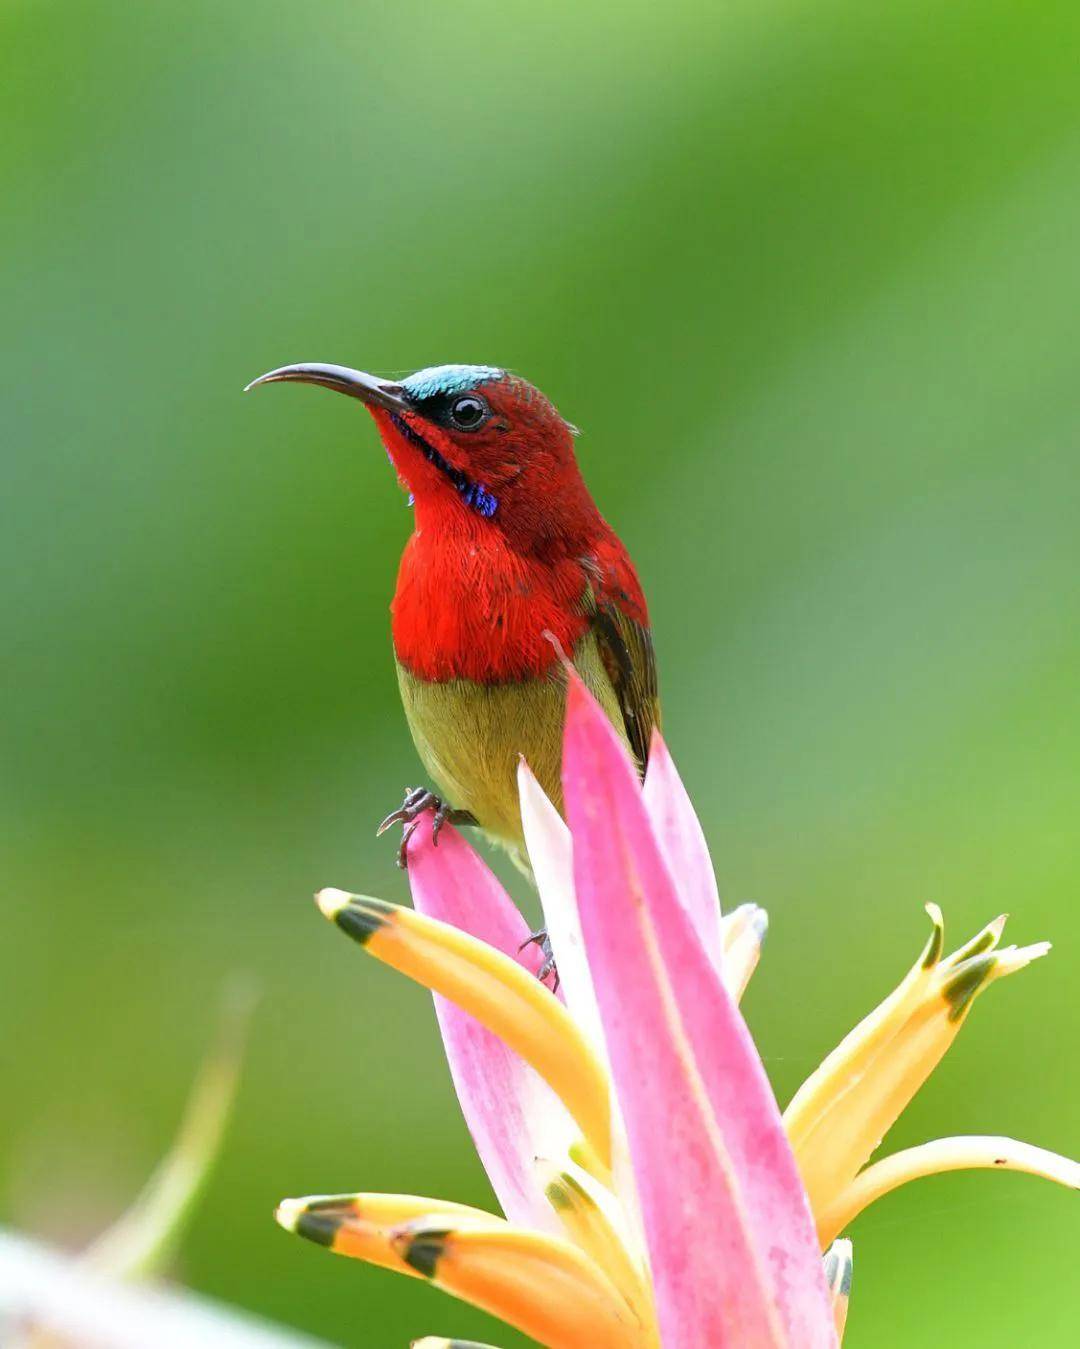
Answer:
(389, 414, 499, 519)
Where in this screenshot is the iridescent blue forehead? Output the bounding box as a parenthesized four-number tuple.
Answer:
(401, 364, 505, 401)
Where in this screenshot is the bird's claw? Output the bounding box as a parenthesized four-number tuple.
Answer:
(376, 786, 430, 837)
(377, 788, 474, 868)
(519, 927, 559, 993)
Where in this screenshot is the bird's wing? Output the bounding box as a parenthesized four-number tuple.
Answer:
(580, 549, 660, 775)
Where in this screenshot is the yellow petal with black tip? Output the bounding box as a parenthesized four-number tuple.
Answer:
(785, 906, 1051, 1231)
(822, 1239, 852, 1341)
(275, 1192, 497, 1278)
(538, 1161, 654, 1332)
(391, 1218, 650, 1349)
(785, 905, 946, 1152)
(815, 1135, 1080, 1246)
(316, 890, 612, 1169)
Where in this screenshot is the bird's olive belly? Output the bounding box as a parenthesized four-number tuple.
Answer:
(395, 635, 626, 860)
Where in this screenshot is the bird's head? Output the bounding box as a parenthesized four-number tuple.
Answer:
(245, 361, 596, 548)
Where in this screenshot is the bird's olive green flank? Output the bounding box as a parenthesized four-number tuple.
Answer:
(314, 889, 612, 1174)
(394, 625, 636, 869)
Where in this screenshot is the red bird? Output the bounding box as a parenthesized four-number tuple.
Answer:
(247, 362, 659, 880)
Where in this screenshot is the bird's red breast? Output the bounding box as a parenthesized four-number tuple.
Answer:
(391, 510, 648, 683)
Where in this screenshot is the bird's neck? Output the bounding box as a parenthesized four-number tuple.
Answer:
(391, 508, 598, 683)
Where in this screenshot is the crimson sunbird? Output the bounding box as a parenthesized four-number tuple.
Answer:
(245, 362, 660, 878)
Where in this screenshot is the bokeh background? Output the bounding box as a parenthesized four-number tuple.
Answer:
(3, 0, 1079, 1343)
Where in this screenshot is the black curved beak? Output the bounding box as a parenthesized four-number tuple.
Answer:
(243, 363, 410, 415)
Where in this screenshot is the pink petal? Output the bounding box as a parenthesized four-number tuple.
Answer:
(642, 729, 725, 969)
(406, 818, 575, 1234)
(517, 759, 606, 1053)
(562, 675, 835, 1349)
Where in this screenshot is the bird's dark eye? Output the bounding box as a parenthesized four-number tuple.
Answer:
(449, 394, 488, 430)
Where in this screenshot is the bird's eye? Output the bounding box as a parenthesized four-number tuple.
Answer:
(449, 394, 488, 430)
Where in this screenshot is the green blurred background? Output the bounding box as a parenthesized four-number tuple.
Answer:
(3, 0, 1078, 1343)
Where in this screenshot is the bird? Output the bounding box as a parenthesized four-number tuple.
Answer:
(245, 361, 659, 893)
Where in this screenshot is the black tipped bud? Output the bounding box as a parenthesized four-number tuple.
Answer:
(401, 1229, 451, 1278)
(921, 905, 945, 969)
(295, 1211, 342, 1248)
(943, 953, 997, 1021)
(335, 897, 393, 946)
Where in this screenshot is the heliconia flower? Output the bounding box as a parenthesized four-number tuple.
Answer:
(278, 671, 1079, 1348)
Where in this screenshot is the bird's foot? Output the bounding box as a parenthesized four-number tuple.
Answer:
(376, 788, 476, 868)
(519, 927, 559, 994)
